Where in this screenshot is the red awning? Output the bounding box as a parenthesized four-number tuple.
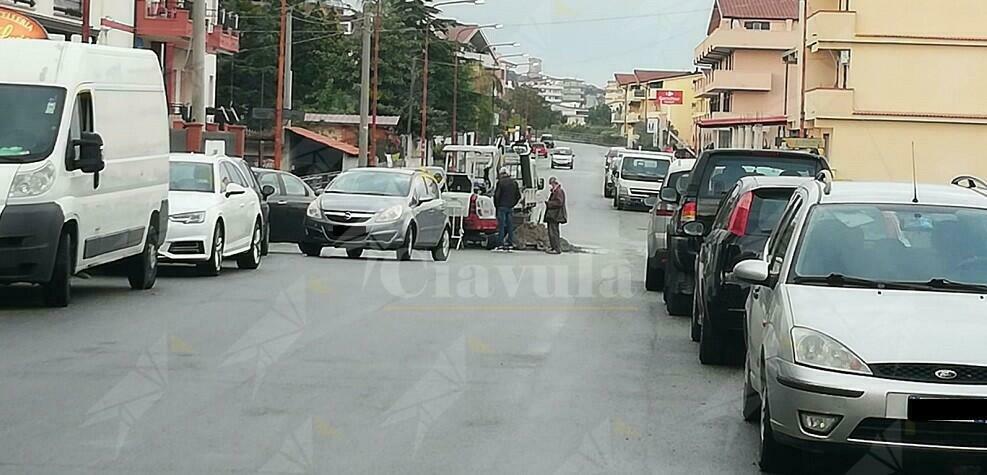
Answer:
(696, 115, 788, 128)
(286, 127, 359, 156)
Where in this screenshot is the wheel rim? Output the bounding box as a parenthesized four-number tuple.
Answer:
(214, 233, 223, 271)
(252, 226, 261, 262)
(441, 230, 450, 256)
(759, 375, 769, 453)
(407, 229, 414, 255)
(148, 242, 157, 272)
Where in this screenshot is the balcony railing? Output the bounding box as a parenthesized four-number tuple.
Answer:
(136, 0, 239, 53)
(806, 10, 856, 50)
(695, 27, 799, 65)
(698, 70, 772, 97)
(804, 88, 854, 120)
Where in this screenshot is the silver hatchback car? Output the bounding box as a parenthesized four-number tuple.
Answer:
(300, 168, 451, 261)
(734, 174, 987, 471)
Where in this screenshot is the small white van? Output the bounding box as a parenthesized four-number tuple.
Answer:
(612, 150, 674, 210)
(0, 39, 170, 306)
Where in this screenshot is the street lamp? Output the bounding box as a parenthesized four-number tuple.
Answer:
(451, 23, 502, 145)
(413, 0, 485, 163)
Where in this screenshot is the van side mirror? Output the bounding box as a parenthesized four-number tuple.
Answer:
(660, 187, 679, 203)
(72, 132, 105, 174)
(644, 196, 657, 208)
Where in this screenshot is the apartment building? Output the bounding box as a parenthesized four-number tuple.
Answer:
(612, 70, 700, 149)
(693, 0, 799, 149)
(791, 0, 987, 182)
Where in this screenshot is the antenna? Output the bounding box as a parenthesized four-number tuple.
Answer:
(910, 142, 919, 204)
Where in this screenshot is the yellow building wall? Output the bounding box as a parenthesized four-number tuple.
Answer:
(813, 120, 987, 183)
(655, 75, 699, 148)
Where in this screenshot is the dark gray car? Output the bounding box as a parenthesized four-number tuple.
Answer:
(299, 168, 451, 261)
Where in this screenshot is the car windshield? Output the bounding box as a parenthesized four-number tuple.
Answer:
(700, 156, 820, 200)
(170, 162, 215, 192)
(793, 204, 987, 287)
(326, 171, 412, 197)
(554, 149, 572, 155)
(621, 157, 670, 182)
(0, 84, 66, 162)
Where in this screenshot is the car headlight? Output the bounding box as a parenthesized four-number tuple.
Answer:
(373, 205, 403, 224)
(169, 211, 206, 224)
(8, 161, 55, 199)
(792, 327, 871, 375)
(306, 200, 323, 219)
(618, 185, 629, 195)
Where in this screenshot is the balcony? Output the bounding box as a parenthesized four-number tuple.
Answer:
(698, 70, 772, 97)
(695, 27, 799, 65)
(612, 112, 642, 124)
(135, 0, 239, 54)
(806, 10, 856, 51)
(804, 88, 854, 120)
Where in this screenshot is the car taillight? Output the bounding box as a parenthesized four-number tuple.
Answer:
(469, 193, 478, 215)
(681, 201, 696, 222)
(726, 192, 753, 236)
(655, 202, 674, 217)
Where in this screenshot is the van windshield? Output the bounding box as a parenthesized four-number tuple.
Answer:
(620, 157, 670, 182)
(0, 85, 66, 163)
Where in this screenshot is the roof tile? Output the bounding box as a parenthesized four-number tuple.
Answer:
(716, 0, 798, 20)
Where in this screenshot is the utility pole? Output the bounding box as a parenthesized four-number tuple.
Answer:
(369, 0, 382, 166)
(189, 0, 208, 125)
(273, 0, 288, 169)
(282, 11, 294, 171)
(81, 0, 91, 42)
(358, 1, 372, 167)
(419, 21, 430, 165)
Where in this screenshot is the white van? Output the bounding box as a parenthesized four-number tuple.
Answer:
(611, 150, 673, 210)
(0, 40, 170, 306)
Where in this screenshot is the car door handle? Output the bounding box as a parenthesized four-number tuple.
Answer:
(276, 200, 288, 205)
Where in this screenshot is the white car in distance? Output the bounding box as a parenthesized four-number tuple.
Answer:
(161, 154, 265, 275)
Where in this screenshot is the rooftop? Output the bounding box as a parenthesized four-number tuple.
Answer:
(814, 181, 987, 208)
(715, 0, 799, 20)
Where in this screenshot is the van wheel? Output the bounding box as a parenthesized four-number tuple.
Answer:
(236, 221, 263, 270)
(128, 225, 159, 290)
(431, 227, 451, 262)
(299, 242, 323, 257)
(603, 183, 613, 198)
(198, 223, 224, 276)
(42, 232, 73, 307)
(397, 226, 415, 261)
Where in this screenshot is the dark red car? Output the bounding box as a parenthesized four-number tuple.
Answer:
(531, 142, 548, 158)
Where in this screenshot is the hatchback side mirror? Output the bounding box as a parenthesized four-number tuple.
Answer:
(660, 187, 679, 203)
(683, 221, 705, 237)
(261, 184, 276, 199)
(733, 259, 770, 284)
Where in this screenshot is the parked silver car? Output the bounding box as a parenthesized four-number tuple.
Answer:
(733, 174, 987, 471)
(300, 168, 451, 261)
(645, 158, 696, 291)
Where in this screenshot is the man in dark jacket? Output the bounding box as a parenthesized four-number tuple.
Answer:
(493, 167, 522, 250)
(545, 176, 568, 254)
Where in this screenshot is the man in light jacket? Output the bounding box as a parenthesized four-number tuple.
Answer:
(545, 177, 568, 254)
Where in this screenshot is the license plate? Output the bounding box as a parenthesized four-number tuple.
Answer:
(908, 396, 987, 423)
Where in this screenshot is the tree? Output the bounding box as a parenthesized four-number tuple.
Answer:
(505, 86, 560, 131)
(587, 103, 613, 127)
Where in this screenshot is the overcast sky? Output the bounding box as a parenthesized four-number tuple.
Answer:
(438, 0, 715, 86)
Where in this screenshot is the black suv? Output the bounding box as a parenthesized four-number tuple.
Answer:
(692, 176, 807, 365)
(660, 149, 829, 316)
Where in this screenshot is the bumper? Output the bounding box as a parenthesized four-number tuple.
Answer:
(616, 192, 657, 208)
(303, 216, 407, 250)
(551, 159, 573, 167)
(0, 203, 64, 284)
(766, 359, 987, 454)
(464, 215, 498, 233)
(158, 221, 212, 262)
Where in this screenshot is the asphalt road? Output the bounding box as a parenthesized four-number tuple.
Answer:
(0, 141, 902, 474)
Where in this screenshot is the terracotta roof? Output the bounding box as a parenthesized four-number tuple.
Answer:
(716, 0, 798, 20)
(614, 73, 638, 86)
(634, 69, 695, 83)
(286, 127, 359, 156)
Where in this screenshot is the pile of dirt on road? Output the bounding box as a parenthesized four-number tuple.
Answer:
(512, 222, 575, 252)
